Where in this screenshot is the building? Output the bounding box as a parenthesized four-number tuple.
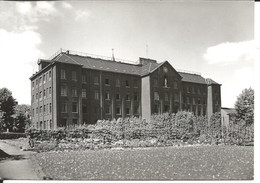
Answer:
(221, 107, 236, 129)
(30, 49, 221, 130)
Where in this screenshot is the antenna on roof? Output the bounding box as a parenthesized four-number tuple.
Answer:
(112, 48, 115, 61)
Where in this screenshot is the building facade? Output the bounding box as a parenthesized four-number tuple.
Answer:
(30, 49, 221, 130)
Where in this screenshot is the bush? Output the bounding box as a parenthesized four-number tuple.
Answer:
(0, 132, 26, 139)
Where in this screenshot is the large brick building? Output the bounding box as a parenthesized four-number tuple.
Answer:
(30, 49, 221, 130)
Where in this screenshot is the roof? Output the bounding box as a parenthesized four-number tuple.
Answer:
(221, 107, 236, 114)
(179, 72, 220, 85)
(32, 51, 220, 85)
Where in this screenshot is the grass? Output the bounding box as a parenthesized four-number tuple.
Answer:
(34, 145, 253, 180)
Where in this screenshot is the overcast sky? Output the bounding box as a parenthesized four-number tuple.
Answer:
(0, 1, 254, 107)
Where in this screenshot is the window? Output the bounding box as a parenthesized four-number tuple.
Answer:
(125, 80, 129, 87)
(94, 76, 99, 85)
(46, 104, 49, 114)
(154, 105, 159, 114)
(44, 121, 46, 129)
(192, 87, 195, 94)
(73, 119, 78, 125)
(164, 105, 170, 113)
(174, 93, 179, 102)
(154, 92, 159, 101)
(32, 109, 34, 117)
(105, 104, 111, 114)
(72, 71, 77, 81)
(116, 106, 121, 115)
(39, 91, 42, 100)
(44, 105, 46, 114)
(36, 107, 38, 114)
(43, 75, 46, 83)
(32, 95, 34, 103)
(174, 81, 178, 89)
(82, 105, 87, 113)
(61, 69, 66, 79)
(125, 94, 130, 101)
(126, 107, 130, 115)
(49, 103, 52, 113)
(39, 77, 42, 86)
(116, 93, 120, 100)
(49, 70, 51, 81)
(82, 75, 86, 83)
(154, 78, 158, 87)
(193, 98, 196, 104)
(32, 82, 34, 90)
(49, 87, 52, 97)
(198, 87, 201, 94)
(133, 79, 138, 88)
(187, 97, 190, 104)
(94, 90, 99, 100)
(43, 89, 46, 99)
(134, 105, 139, 114)
(164, 76, 168, 87)
(198, 98, 201, 104)
(40, 106, 42, 114)
(61, 118, 67, 127)
(61, 85, 67, 96)
(105, 78, 110, 85)
(105, 91, 110, 100)
(72, 102, 78, 113)
(61, 103, 67, 113)
(164, 93, 169, 101)
(116, 79, 120, 87)
(82, 89, 87, 98)
(72, 87, 77, 97)
(134, 92, 138, 101)
(36, 93, 38, 100)
(203, 98, 206, 105)
(94, 106, 99, 114)
(49, 120, 52, 129)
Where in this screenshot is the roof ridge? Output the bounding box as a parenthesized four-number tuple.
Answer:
(63, 54, 81, 65)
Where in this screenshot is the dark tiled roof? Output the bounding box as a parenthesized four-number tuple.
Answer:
(178, 72, 220, 85)
(178, 72, 207, 84)
(38, 52, 220, 85)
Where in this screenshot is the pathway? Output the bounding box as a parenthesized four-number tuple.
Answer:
(0, 140, 41, 180)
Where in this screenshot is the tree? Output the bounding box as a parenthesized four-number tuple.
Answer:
(14, 104, 31, 132)
(0, 88, 17, 131)
(234, 88, 254, 126)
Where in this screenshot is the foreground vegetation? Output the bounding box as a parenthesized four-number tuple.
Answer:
(25, 111, 253, 152)
(33, 145, 253, 180)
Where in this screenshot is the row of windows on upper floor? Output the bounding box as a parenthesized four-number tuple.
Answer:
(60, 69, 181, 89)
(32, 87, 52, 103)
(61, 86, 139, 101)
(32, 103, 52, 117)
(60, 102, 140, 116)
(61, 69, 140, 88)
(184, 85, 207, 95)
(32, 70, 52, 90)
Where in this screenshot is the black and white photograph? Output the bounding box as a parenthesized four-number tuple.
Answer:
(0, 0, 256, 181)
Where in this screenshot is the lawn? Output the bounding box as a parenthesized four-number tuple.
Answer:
(33, 145, 253, 180)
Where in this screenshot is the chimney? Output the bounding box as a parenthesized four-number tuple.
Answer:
(139, 57, 157, 66)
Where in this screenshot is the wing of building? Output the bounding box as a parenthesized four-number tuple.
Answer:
(29, 49, 221, 130)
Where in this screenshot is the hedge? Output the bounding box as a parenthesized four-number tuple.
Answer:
(25, 111, 254, 151)
(0, 132, 26, 139)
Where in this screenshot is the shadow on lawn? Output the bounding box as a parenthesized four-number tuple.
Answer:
(0, 149, 27, 162)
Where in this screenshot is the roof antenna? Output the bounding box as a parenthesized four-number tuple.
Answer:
(112, 48, 115, 61)
(146, 44, 149, 58)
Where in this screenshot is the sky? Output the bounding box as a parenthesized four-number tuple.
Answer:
(0, 1, 255, 107)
